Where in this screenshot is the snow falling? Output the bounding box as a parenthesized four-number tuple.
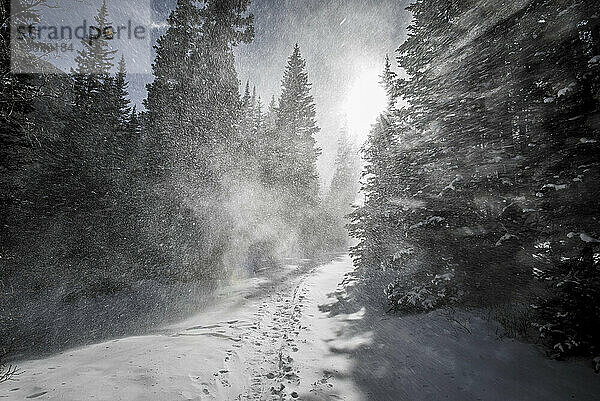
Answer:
(1, 0, 599, 400)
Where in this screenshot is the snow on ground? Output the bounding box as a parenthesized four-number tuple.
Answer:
(2, 255, 599, 400)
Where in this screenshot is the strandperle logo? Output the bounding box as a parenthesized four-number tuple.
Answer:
(14, 19, 148, 42)
(10, 0, 152, 74)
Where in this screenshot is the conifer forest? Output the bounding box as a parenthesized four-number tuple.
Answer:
(1, 0, 599, 400)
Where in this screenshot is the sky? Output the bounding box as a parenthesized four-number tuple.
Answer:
(235, 0, 411, 184)
(147, 0, 412, 185)
(26, 0, 412, 186)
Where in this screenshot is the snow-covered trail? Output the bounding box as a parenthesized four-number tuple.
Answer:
(2, 255, 599, 400)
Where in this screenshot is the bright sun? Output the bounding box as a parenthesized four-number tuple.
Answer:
(342, 68, 388, 142)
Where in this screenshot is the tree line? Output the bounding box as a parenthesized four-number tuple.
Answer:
(0, 0, 358, 355)
(350, 0, 600, 360)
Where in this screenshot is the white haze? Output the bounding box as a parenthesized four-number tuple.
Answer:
(234, 0, 411, 186)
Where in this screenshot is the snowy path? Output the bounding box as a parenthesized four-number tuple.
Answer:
(2, 255, 599, 400)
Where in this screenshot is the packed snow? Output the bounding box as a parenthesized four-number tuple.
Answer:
(3, 255, 599, 400)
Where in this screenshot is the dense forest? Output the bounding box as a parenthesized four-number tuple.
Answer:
(0, 0, 358, 357)
(1, 0, 599, 393)
(350, 0, 600, 360)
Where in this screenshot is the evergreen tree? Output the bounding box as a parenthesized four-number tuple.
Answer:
(113, 55, 132, 128)
(329, 125, 360, 212)
(20, 0, 142, 288)
(349, 115, 404, 270)
(72, 0, 116, 117)
(126, 106, 140, 140)
(266, 94, 277, 128)
(107, 56, 132, 166)
(252, 92, 266, 161)
(349, 0, 600, 358)
(0, 0, 51, 262)
(242, 80, 252, 107)
(0, 0, 31, 225)
(274, 44, 321, 207)
(196, 0, 254, 179)
(73, 0, 116, 75)
(327, 125, 361, 248)
(380, 55, 398, 110)
(258, 95, 280, 186)
(144, 0, 202, 176)
(142, 0, 254, 279)
(236, 80, 262, 173)
(145, 0, 253, 181)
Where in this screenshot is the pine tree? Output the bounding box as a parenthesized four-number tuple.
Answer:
(252, 92, 265, 157)
(33, 0, 119, 203)
(22, 0, 131, 278)
(266, 94, 277, 128)
(327, 125, 361, 248)
(348, 116, 403, 270)
(257, 95, 280, 186)
(102, 55, 134, 186)
(0, 0, 48, 250)
(126, 106, 140, 140)
(196, 0, 254, 177)
(349, 0, 600, 354)
(73, 0, 116, 76)
(141, 0, 254, 279)
(70, 0, 119, 168)
(114, 55, 131, 128)
(380, 55, 398, 110)
(145, 0, 253, 181)
(236, 80, 259, 171)
(329, 125, 360, 212)
(71, 0, 116, 119)
(239, 84, 267, 176)
(242, 81, 252, 107)
(274, 44, 321, 207)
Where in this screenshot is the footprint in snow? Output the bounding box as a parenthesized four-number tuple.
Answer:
(26, 392, 48, 399)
